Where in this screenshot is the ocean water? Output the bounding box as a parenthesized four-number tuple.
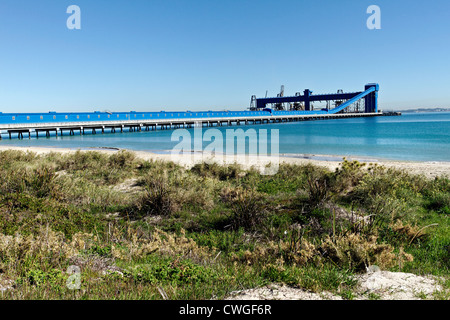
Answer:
(1, 112, 450, 162)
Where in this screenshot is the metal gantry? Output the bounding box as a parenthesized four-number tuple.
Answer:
(250, 83, 379, 114)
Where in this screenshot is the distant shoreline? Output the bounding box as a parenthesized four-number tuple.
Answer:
(393, 109, 450, 113)
(1, 145, 449, 179)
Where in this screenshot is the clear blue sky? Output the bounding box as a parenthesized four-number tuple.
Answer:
(0, 0, 449, 112)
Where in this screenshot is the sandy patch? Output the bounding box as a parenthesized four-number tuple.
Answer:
(225, 271, 444, 300)
(112, 178, 142, 194)
(226, 284, 343, 300)
(355, 271, 443, 300)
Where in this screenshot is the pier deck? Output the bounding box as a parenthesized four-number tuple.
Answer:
(0, 112, 390, 139)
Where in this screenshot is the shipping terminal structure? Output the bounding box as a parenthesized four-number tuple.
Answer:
(0, 83, 399, 139)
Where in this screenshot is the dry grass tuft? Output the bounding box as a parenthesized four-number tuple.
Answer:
(320, 233, 413, 271)
(110, 227, 215, 264)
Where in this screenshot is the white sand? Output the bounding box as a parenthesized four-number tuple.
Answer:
(1, 145, 449, 178)
(226, 271, 444, 300)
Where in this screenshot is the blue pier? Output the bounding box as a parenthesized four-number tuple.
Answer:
(0, 83, 396, 139)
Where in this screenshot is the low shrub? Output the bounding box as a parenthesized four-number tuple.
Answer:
(223, 188, 267, 231)
(135, 175, 176, 217)
(130, 258, 218, 285)
(425, 190, 450, 214)
(190, 162, 242, 181)
(19, 268, 65, 287)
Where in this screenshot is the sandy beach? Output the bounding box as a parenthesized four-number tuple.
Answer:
(1, 145, 449, 178)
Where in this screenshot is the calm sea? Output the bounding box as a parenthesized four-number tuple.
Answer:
(1, 112, 450, 162)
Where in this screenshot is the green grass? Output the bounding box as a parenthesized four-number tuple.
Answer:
(0, 150, 448, 300)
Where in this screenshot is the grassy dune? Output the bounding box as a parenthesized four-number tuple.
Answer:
(0, 150, 448, 299)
